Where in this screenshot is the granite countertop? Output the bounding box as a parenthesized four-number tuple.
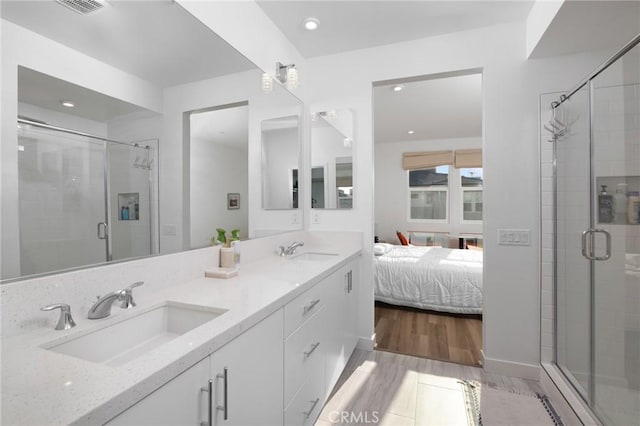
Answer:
(1, 246, 361, 425)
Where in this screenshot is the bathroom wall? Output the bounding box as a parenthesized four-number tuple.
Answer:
(262, 127, 299, 210)
(190, 137, 248, 248)
(375, 136, 482, 242)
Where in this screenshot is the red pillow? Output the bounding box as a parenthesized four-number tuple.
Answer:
(396, 231, 409, 246)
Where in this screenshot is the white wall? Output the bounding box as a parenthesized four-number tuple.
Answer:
(375, 137, 482, 243)
(299, 23, 609, 375)
(1, 20, 162, 279)
(190, 139, 248, 247)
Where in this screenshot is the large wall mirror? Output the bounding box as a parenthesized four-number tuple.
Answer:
(310, 109, 354, 209)
(1, 1, 303, 281)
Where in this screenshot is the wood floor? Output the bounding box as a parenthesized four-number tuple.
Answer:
(374, 302, 483, 367)
(316, 349, 549, 426)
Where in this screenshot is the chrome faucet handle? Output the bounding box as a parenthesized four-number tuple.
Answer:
(120, 281, 144, 309)
(278, 246, 286, 257)
(41, 303, 76, 330)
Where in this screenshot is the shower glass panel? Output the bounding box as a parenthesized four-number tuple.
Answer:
(17, 125, 108, 276)
(591, 42, 640, 426)
(107, 142, 154, 261)
(554, 86, 592, 401)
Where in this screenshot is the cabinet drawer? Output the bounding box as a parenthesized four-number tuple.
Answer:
(284, 280, 326, 337)
(284, 306, 326, 404)
(284, 367, 325, 426)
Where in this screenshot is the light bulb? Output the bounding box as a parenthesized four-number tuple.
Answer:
(286, 66, 299, 90)
(261, 73, 273, 93)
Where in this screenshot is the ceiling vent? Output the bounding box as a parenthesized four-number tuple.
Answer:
(55, 0, 107, 15)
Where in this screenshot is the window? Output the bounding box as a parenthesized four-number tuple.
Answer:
(461, 168, 483, 221)
(408, 166, 449, 221)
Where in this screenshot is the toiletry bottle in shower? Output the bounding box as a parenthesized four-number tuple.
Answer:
(123, 206, 129, 220)
(613, 183, 628, 224)
(121, 206, 126, 220)
(598, 185, 613, 223)
(628, 191, 640, 225)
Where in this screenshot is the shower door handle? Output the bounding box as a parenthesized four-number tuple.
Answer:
(97, 222, 108, 240)
(581, 229, 611, 261)
(592, 229, 611, 261)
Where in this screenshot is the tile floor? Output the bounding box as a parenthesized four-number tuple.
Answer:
(316, 349, 551, 426)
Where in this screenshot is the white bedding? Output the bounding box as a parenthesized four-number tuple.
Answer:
(374, 245, 483, 314)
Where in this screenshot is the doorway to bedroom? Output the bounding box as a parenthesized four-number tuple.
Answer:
(372, 69, 484, 367)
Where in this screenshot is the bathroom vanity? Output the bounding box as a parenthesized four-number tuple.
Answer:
(1, 231, 363, 425)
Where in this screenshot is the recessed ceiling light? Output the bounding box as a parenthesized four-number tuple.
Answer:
(61, 101, 75, 108)
(392, 85, 404, 92)
(407, 130, 415, 135)
(303, 17, 320, 31)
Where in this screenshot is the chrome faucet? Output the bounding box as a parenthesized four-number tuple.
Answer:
(279, 241, 304, 256)
(41, 303, 76, 330)
(88, 281, 144, 319)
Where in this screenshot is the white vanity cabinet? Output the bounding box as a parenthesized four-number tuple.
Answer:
(106, 309, 284, 426)
(209, 309, 284, 426)
(105, 357, 210, 426)
(283, 256, 361, 424)
(324, 259, 359, 398)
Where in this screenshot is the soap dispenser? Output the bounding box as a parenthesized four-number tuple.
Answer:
(614, 183, 628, 224)
(598, 185, 613, 223)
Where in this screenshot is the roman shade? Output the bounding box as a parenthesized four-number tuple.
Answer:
(402, 150, 453, 170)
(454, 149, 482, 168)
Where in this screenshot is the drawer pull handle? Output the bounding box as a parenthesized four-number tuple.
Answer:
(303, 342, 320, 359)
(303, 398, 321, 419)
(200, 379, 212, 426)
(303, 299, 320, 315)
(216, 368, 228, 420)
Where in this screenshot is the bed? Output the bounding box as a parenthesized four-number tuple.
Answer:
(374, 243, 483, 314)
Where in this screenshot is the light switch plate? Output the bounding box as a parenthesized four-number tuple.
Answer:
(498, 229, 531, 246)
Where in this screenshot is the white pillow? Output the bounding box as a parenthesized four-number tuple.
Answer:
(374, 243, 393, 256)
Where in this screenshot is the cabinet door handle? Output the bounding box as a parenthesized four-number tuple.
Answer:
(348, 270, 352, 292)
(303, 342, 320, 359)
(303, 299, 320, 315)
(200, 379, 212, 426)
(303, 398, 320, 419)
(216, 368, 228, 420)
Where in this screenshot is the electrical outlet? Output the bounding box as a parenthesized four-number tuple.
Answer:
(163, 224, 177, 236)
(312, 212, 320, 224)
(498, 229, 531, 246)
(292, 212, 299, 224)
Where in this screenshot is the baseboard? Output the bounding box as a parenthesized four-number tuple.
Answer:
(357, 334, 375, 351)
(482, 356, 540, 381)
(540, 363, 599, 426)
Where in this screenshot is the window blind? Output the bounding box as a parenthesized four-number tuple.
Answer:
(454, 149, 482, 168)
(402, 150, 453, 170)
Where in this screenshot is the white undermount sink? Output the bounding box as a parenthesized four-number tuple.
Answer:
(42, 301, 227, 367)
(290, 252, 339, 262)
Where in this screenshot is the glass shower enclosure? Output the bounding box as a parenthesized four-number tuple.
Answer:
(550, 36, 640, 425)
(17, 119, 157, 277)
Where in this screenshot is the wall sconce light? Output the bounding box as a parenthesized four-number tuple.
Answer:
(276, 62, 299, 90)
(262, 72, 273, 93)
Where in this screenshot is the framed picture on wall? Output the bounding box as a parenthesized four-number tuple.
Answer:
(227, 193, 240, 210)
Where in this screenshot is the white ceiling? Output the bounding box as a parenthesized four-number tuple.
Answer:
(257, 0, 535, 58)
(18, 67, 149, 122)
(1, 0, 256, 88)
(529, 0, 640, 59)
(190, 105, 249, 151)
(374, 73, 482, 144)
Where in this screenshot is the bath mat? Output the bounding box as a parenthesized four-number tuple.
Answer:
(461, 380, 563, 426)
